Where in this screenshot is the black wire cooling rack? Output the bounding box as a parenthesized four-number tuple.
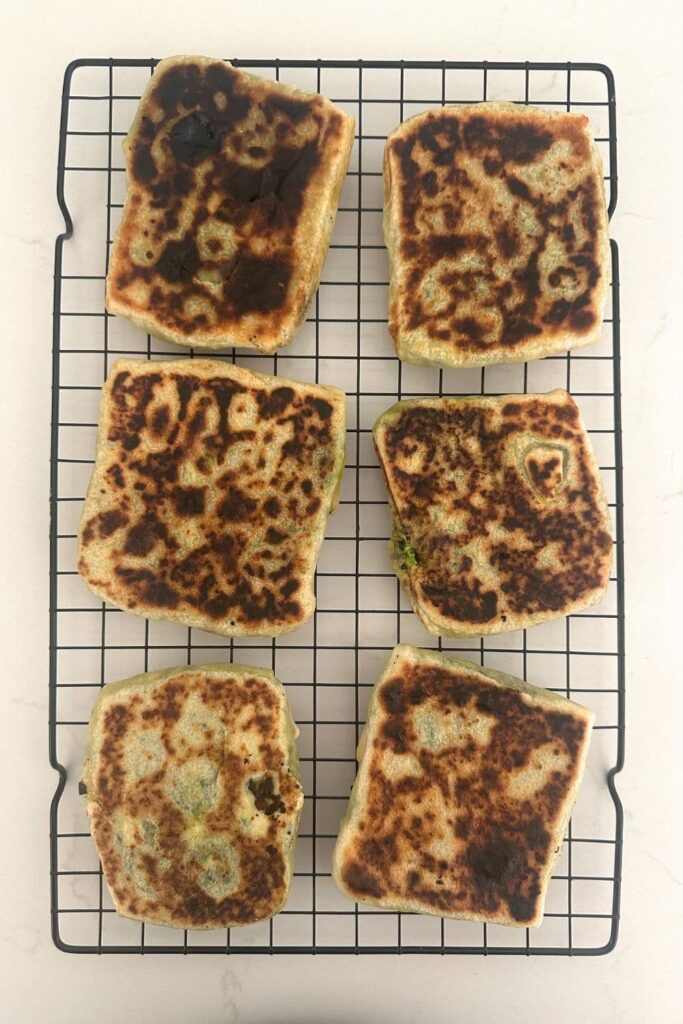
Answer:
(50, 58, 624, 956)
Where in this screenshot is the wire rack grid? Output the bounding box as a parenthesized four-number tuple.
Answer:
(50, 58, 624, 956)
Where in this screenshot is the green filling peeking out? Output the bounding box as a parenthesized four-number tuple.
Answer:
(392, 529, 418, 571)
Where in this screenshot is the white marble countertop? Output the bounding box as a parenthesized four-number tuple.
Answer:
(1, 1, 681, 1020)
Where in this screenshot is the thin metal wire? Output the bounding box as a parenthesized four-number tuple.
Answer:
(353, 60, 364, 957)
(312, 58, 322, 957)
(96, 61, 115, 954)
(50, 57, 623, 956)
(438, 56, 447, 963)
(481, 59, 489, 961)
(523, 56, 532, 961)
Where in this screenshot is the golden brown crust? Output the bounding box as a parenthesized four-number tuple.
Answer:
(333, 646, 594, 927)
(384, 102, 610, 367)
(374, 390, 613, 637)
(82, 664, 303, 928)
(77, 359, 345, 636)
(107, 55, 354, 352)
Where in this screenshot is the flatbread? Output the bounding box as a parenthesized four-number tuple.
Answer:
(373, 390, 612, 637)
(107, 55, 354, 352)
(384, 102, 610, 367)
(333, 644, 594, 927)
(82, 662, 303, 928)
(77, 358, 345, 636)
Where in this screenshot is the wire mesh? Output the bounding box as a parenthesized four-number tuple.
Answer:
(50, 58, 623, 955)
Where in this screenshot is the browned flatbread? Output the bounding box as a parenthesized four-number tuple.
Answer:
(384, 102, 610, 367)
(107, 55, 354, 352)
(77, 358, 345, 636)
(82, 663, 303, 928)
(373, 390, 613, 637)
(333, 645, 594, 927)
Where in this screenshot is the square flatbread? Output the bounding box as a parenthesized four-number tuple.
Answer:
(82, 663, 303, 928)
(373, 390, 612, 637)
(384, 101, 610, 367)
(107, 55, 354, 353)
(333, 644, 594, 927)
(77, 358, 345, 636)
